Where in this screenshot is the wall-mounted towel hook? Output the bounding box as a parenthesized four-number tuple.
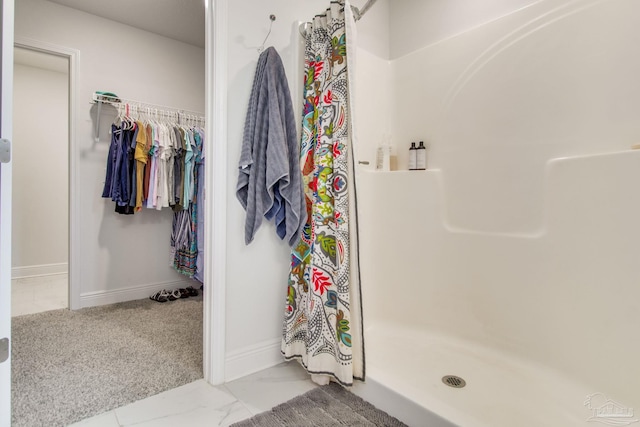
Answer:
(258, 15, 276, 53)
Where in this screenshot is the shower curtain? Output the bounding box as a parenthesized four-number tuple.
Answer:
(282, 0, 364, 386)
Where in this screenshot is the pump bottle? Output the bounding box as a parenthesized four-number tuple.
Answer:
(409, 142, 417, 170)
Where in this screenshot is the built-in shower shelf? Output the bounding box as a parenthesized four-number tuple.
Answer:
(361, 169, 442, 174)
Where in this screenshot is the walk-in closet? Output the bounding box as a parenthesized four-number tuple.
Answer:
(9, 1, 207, 425)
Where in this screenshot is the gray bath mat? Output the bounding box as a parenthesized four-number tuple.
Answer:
(231, 382, 408, 426)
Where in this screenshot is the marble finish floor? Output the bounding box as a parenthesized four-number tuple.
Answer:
(11, 273, 68, 316)
(69, 362, 317, 427)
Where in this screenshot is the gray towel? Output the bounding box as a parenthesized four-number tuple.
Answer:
(236, 47, 306, 247)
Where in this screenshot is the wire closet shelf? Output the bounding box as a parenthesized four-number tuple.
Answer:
(91, 92, 205, 143)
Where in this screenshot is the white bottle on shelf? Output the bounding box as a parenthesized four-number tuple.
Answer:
(376, 144, 391, 171)
(416, 141, 427, 170)
(376, 134, 393, 172)
(408, 142, 417, 170)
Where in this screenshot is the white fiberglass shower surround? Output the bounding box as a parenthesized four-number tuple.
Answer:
(349, 0, 640, 426)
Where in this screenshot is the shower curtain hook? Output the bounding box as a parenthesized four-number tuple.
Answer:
(299, 21, 311, 38)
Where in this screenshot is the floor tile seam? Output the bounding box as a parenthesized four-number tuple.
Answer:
(113, 410, 123, 427)
(219, 384, 256, 417)
(115, 403, 211, 427)
(217, 400, 249, 426)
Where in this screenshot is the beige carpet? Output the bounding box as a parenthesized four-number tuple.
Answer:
(231, 382, 408, 427)
(11, 297, 203, 427)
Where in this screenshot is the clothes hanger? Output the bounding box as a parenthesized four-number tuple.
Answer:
(128, 104, 138, 130)
(115, 103, 125, 125)
(145, 107, 151, 126)
(124, 103, 135, 130)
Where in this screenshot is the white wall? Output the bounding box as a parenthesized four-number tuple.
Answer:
(359, 0, 640, 409)
(352, 0, 394, 169)
(355, 0, 544, 169)
(389, 0, 539, 59)
(12, 61, 68, 273)
(390, 0, 640, 233)
(15, 0, 205, 306)
(224, 0, 390, 380)
(352, 49, 393, 169)
(354, 0, 390, 60)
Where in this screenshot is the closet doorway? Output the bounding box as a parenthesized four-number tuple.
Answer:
(11, 46, 71, 316)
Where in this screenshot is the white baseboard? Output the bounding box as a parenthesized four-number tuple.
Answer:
(225, 338, 283, 382)
(12, 262, 68, 279)
(79, 279, 196, 308)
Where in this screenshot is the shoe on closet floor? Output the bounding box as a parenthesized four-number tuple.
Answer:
(150, 290, 170, 303)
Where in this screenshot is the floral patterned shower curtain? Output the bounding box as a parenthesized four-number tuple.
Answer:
(282, 0, 364, 386)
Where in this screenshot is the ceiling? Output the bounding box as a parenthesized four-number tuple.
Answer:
(46, 0, 206, 48)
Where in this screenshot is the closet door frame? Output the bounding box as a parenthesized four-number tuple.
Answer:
(16, 4, 230, 385)
(205, 0, 227, 385)
(0, 2, 14, 423)
(13, 37, 80, 310)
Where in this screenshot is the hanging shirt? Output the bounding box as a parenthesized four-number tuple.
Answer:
(152, 124, 162, 208)
(110, 124, 125, 204)
(146, 123, 158, 209)
(113, 123, 131, 206)
(172, 126, 184, 210)
(167, 125, 177, 207)
(134, 120, 148, 211)
(194, 128, 205, 283)
(114, 123, 135, 215)
(154, 123, 166, 209)
(184, 129, 197, 204)
(101, 123, 120, 199)
(128, 124, 139, 208)
(178, 127, 188, 210)
(182, 128, 194, 210)
(157, 123, 173, 209)
(143, 123, 153, 203)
